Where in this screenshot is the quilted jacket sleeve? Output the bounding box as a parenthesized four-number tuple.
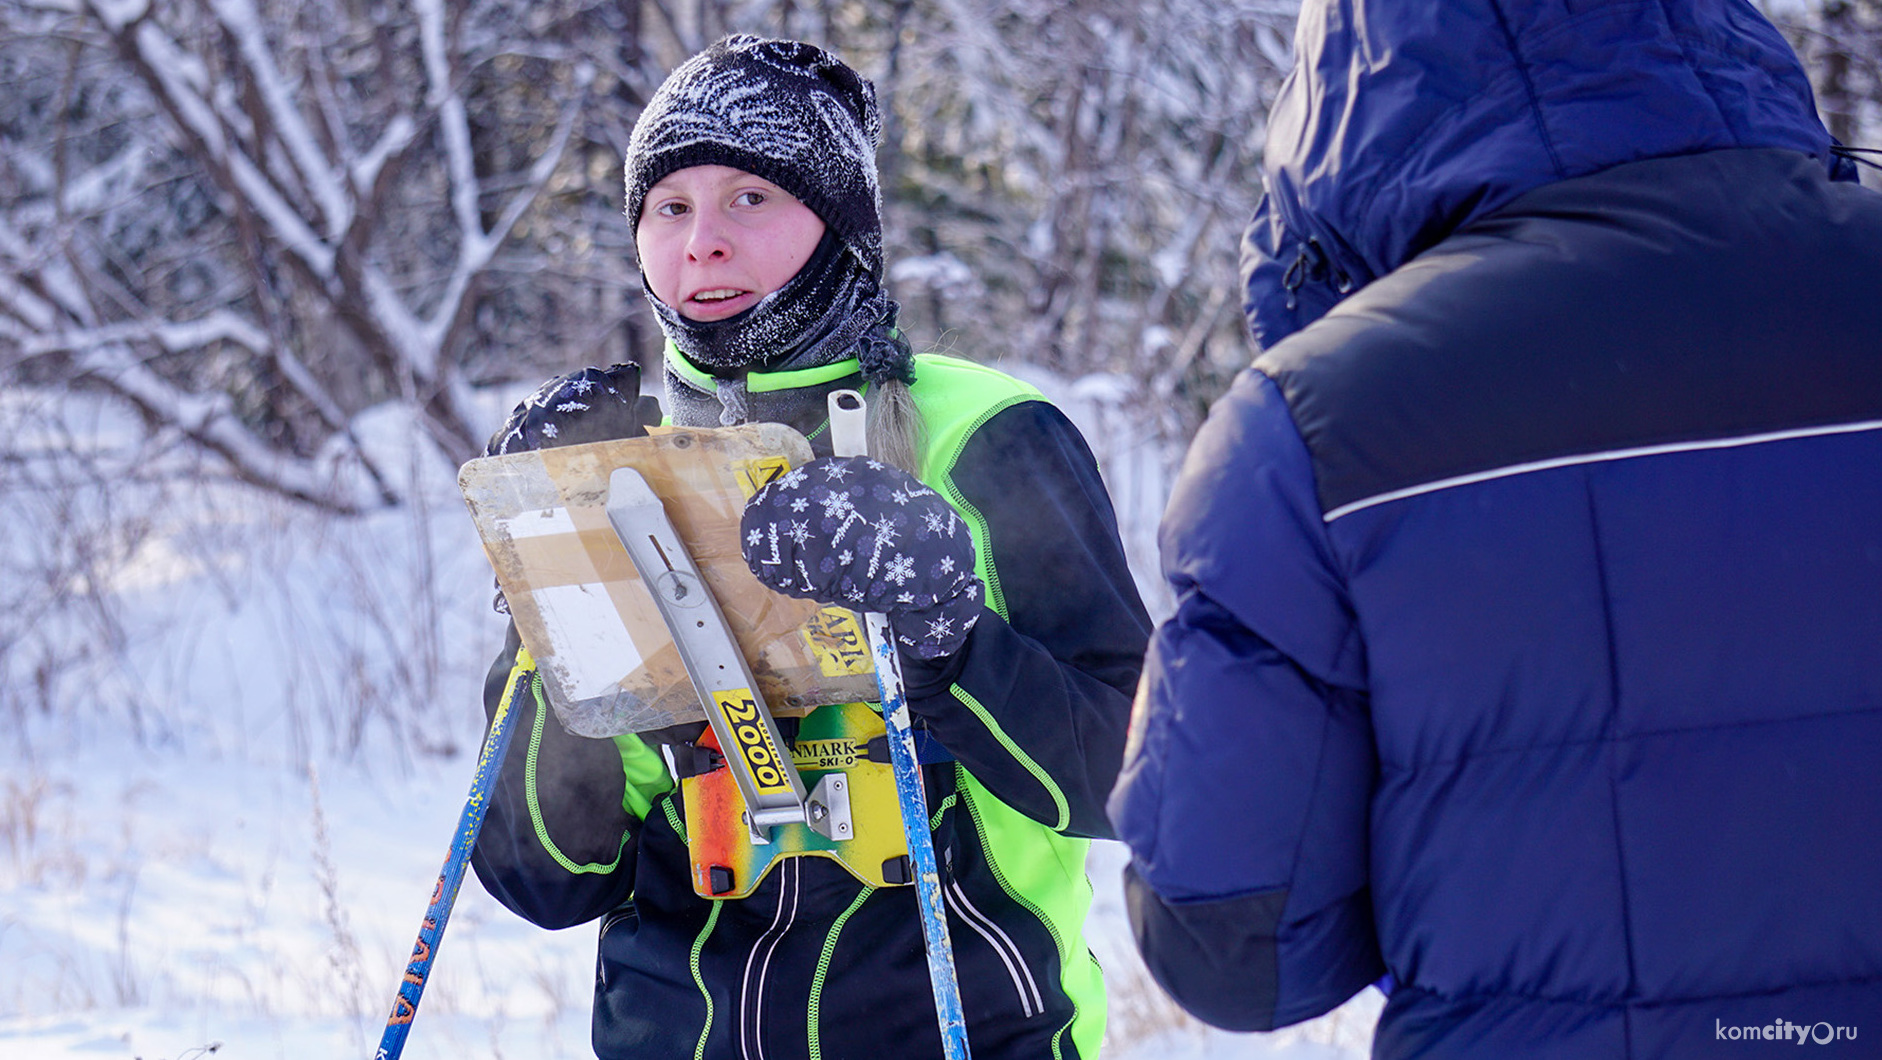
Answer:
(1107, 369, 1384, 1030)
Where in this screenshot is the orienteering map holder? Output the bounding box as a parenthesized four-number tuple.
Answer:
(458, 424, 881, 740)
(606, 466, 913, 900)
(606, 468, 829, 839)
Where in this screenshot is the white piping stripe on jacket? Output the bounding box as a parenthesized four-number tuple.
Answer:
(944, 877, 1043, 1017)
(1323, 418, 1882, 523)
(739, 859, 802, 1060)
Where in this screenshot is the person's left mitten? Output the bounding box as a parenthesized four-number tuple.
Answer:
(741, 457, 983, 660)
(485, 363, 662, 614)
(486, 363, 662, 456)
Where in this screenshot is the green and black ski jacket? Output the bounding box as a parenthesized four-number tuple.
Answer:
(471, 354, 1151, 1060)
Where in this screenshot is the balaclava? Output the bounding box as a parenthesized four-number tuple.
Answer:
(625, 35, 914, 432)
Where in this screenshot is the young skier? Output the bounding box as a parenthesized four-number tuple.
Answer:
(471, 36, 1150, 1060)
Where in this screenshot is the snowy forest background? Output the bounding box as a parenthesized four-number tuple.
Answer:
(1, 1, 1876, 1058)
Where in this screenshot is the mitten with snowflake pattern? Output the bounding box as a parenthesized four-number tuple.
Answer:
(485, 363, 662, 456)
(740, 457, 983, 660)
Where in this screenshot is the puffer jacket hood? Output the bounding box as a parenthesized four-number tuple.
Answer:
(1243, 0, 1850, 349)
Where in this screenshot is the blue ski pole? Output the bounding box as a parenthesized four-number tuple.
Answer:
(373, 653, 529, 1060)
(828, 390, 972, 1060)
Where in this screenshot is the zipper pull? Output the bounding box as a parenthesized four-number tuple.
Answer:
(1281, 237, 1353, 310)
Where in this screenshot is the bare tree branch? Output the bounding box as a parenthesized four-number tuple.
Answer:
(3, 0, 644, 507)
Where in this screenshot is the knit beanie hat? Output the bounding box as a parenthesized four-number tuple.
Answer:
(626, 35, 885, 281)
(625, 35, 914, 431)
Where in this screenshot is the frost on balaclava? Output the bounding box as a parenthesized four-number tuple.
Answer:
(624, 35, 914, 432)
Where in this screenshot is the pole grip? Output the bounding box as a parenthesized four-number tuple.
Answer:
(828, 388, 869, 461)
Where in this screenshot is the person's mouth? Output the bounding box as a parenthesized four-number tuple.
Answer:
(683, 287, 754, 319)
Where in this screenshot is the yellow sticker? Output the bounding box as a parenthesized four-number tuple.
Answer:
(714, 689, 794, 795)
(802, 607, 873, 677)
(736, 457, 793, 498)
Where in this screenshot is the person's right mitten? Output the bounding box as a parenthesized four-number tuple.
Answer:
(740, 457, 984, 660)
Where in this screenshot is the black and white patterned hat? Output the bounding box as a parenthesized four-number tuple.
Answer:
(625, 36, 885, 280)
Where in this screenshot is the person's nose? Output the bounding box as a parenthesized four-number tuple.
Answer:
(684, 208, 732, 262)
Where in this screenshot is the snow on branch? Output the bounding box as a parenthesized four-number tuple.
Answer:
(208, 0, 352, 235)
(4, 0, 633, 493)
(21, 312, 272, 359)
(351, 115, 417, 198)
(76, 341, 373, 513)
(416, 88, 585, 370)
(415, 0, 485, 252)
(0, 271, 59, 335)
(108, 8, 338, 278)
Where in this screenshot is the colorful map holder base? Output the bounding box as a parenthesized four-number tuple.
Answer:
(682, 701, 912, 899)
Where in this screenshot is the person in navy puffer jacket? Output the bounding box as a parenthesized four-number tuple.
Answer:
(1107, 0, 1882, 1056)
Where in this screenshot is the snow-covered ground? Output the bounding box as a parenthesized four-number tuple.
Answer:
(0, 375, 1380, 1060)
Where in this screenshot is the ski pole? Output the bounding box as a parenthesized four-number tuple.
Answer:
(827, 390, 972, 1060)
(373, 651, 528, 1060)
